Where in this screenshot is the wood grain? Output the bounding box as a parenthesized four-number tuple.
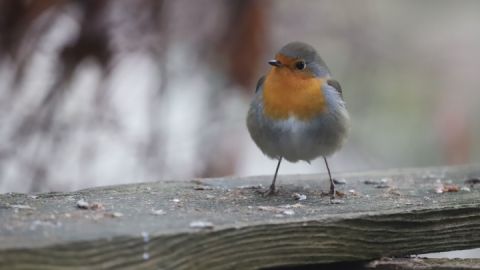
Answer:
(1, 165, 479, 269)
(366, 257, 480, 270)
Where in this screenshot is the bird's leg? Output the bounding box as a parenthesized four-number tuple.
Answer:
(263, 156, 282, 196)
(323, 156, 335, 201)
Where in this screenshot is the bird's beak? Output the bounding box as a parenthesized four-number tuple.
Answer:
(268, 59, 282, 67)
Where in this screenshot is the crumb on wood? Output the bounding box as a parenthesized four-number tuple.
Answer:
(335, 190, 346, 197)
(442, 184, 460, 193)
(76, 199, 105, 210)
(348, 189, 359, 196)
(434, 179, 442, 191)
(333, 178, 347, 185)
(151, 209, 166, 215)
(76, 199, 89, 209)
(292, 193, 307, 201)
(189, 221, 214, 229)
(90, 202, 105, 210)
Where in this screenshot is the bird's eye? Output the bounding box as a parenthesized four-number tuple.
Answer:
(295, 61, 306, 70)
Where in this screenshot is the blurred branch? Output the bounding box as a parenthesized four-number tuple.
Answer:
(201, 0, 270, 91)
(0, 0, 62, 59)
(196, 0, 271, 177)
(0, 0, 273, 191)
(15, 0, 112, 142)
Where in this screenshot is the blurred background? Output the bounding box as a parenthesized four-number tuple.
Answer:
(1, 0, 479, 193)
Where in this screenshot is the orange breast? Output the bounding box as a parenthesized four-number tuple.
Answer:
(263, 68, 326, 121)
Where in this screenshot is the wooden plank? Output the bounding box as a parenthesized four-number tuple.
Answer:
(366, 257, 480, 270)
(0, 165, 479, 269)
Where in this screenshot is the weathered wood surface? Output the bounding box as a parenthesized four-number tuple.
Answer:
(0, 165, 479, 269)
(366, 257, 480, 270)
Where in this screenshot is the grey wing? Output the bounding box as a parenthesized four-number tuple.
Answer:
(255, 76, 266, 93)
(327, 79, 343, 99)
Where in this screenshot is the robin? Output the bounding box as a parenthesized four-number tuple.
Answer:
(247, 41, 350, 200)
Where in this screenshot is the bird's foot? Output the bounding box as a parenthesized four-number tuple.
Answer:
(259, 186, 278, 197)
(321, 190, 344, 204)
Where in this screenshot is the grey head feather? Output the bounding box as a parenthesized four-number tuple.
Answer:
(278, 41, 330, 77)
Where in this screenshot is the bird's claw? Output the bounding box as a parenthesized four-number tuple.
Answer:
(260, 186, 278, 197)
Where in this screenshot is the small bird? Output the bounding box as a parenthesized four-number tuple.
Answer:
(247, 41, 349, 199)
